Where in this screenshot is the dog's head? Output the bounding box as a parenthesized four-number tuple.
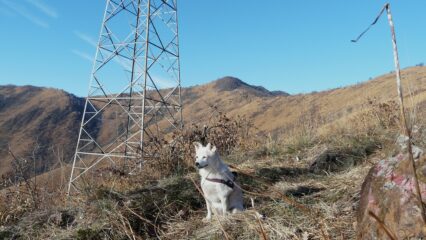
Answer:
(193, 142, 217, 169)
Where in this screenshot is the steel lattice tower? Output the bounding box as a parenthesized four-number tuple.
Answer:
(68, 0, 182, 194)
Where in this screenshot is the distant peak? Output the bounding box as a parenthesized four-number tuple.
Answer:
(213, 76, 248, 91)
(212, 76, 289, 97)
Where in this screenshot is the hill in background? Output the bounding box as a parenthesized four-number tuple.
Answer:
(0, 86, 89, 177)
(1, 66, 426, 181)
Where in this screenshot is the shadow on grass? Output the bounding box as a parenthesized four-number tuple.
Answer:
(255, 167, 311, 183)
(284, 186, 325, 198)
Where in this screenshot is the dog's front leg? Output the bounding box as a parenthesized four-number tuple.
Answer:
(220, 196, 229, 216)
(203, 199, 212, 222)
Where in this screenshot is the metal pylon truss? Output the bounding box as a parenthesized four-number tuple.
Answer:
(68, 0, 182, 194)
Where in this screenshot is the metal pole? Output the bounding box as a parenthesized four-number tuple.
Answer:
(385, 3, 426, 224)
(67, 0, 111, 196)
(175, 0, 183, 129)
(124, 0, 142, 168)
(140, 0, 152, 167)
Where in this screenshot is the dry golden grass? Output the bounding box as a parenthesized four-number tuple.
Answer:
(1, 66, 426, 239)
(1, 66, 425, 184)
(0, 85, 83, 177)
(179, 66, 426, 135)
(2, 95, 416, 239)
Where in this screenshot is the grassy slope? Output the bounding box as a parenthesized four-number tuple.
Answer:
(180, 66, 426, 135)
(2, 66, 425, 178)
(1, 67, 426, 239)
(185, 68, 426, 134)
(1, 125, 401, 239)
(0, 85, 84, 176)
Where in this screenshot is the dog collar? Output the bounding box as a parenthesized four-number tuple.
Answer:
(205, 177, 235, 189)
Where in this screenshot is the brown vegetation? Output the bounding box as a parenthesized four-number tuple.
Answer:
(1, 66, 426, 239)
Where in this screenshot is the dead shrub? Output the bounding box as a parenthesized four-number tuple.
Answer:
(0, 148, 68, 225)
(359, 98, 400, 131)
(143, 113, 258, 178)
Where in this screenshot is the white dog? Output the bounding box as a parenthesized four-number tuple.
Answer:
(194, 142, 244, 221)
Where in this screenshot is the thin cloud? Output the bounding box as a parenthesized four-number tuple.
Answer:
(72, 49, 93, 62)
(150, 75, 176, 89)
(1, 0, 48, 28)
(74, 31, 98, 47)
(25, 0, 58, 18)
(73, 30, 176, 89)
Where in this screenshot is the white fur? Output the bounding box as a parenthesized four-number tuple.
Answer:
(194, 142, 244, 221)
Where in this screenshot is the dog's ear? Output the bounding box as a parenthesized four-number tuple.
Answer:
(211, 145, 217, 153)
(193, 142, 202, 150)
(206, 143, 211, 149)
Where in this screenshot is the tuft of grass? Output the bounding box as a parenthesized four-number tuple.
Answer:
(0, 230, 15, 240)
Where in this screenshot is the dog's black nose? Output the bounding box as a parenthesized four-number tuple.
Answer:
(195, 162, 200, 167)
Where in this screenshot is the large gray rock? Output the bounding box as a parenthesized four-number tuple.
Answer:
(357, 146, 426, 239)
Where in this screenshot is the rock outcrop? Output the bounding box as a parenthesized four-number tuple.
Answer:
(357, 143, 426, 239)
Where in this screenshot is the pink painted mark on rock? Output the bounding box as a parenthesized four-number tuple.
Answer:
(373, 152, 426, 205)
(391, 174, 406, 186)
(375, 155, 401, 177)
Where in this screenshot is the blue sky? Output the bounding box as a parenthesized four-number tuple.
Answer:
(0, 0, 425, 96)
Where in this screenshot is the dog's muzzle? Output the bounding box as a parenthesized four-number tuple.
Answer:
(195, 162, 208, 169)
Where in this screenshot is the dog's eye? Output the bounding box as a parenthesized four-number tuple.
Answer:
(202, 156, 207, 159)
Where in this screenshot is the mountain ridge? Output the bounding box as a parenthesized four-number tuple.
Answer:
(0, 85, 87, 177)
(210, 76, 289, 97)
(1, 66, 426, 181)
